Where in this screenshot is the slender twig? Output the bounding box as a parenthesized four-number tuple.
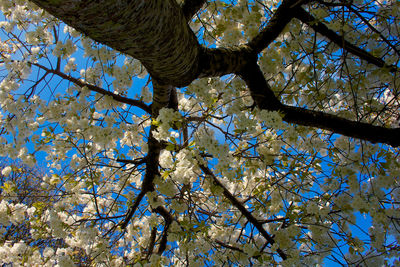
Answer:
(199, 163, 287, 260)
(116, 157, 147, 166)
(27, 61, 151, 113)
(346, 5, 400, 57)
(294, 8, 398, 72)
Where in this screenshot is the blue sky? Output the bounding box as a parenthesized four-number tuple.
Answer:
(1, 3, 399, 265)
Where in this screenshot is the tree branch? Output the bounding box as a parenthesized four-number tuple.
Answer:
(146, 226, 158, 259)
(120, 128, 161, 229)
(346, 5, 400, 58)
(30, 62, 151, 113)
(199, 46, 256, 78)
(121, 84, 180, 229)
(120, 190, 147, 229)
(197, 0, 311, 78)
(116, 157, 147, 166)
(154, 206, 173, 255)
(199, 163, 287, 260)
(152, 80, 175, 116)
(182, 0, 207, 21)
(294, 7, 398, 72)
(30, 0, 202, 86)
(247, 0, 310, 54)
(282, 105, 400, 147)
(239, 63, 400, 147)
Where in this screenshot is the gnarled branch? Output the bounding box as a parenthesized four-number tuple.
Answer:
(30, 0, 202, 86)
(239, 63, 400, 147)
(120, 126, 162, 229)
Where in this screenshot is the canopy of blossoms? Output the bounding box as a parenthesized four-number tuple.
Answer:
(0, 0, 399, 265)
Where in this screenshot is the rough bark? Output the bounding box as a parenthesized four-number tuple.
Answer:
(30, 0, 202, 87)
(182, 0, 207, 21)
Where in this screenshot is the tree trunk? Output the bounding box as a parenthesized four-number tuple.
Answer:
(30, 0, 202, 87)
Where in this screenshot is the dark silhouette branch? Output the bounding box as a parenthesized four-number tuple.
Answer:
(120, 129, 161, 229)
(282, 105, 400, 147)
(239, 63, 400, 147)
(154, 206, 173, 255)
(198, 0, 308, 78)
(198, 0, 312, 78)
(199, 163, 287, 260)
(247, 0, 310, 54)
(121, 86, 179, 229)
(146, 226, 158, 259)
(346, 5, 400, 57)
(214, 239, 273, 261)
(294, 8, 398, 72)
(29, 62, 151, 113)
(237, 62, 284, 111)
(116, 157, 147, 166)
(120, 190, 147, 229)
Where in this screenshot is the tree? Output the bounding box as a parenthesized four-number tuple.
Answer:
(0, 0, 399, 265)
(0, 159, 93, 265)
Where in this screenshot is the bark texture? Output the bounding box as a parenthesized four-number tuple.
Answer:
(31, 0, 202, 87)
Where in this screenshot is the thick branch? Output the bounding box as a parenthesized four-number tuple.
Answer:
(239, 63, 400, 147)
(167, 87, 179, 111)
(30, 0, 202, 86)
(199, 46, 256, 78)
(238, 62, 284, 111)
(182, 0, 207, 21)
(152, 80, 175, 116)
(282, 105, 400, 147)
(197, 0, 314, 78)
(247, 0, 309, 54)
(295, 8, 398, 72)
(199, 163, 287, 260)
(198, 0, 310, 77)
